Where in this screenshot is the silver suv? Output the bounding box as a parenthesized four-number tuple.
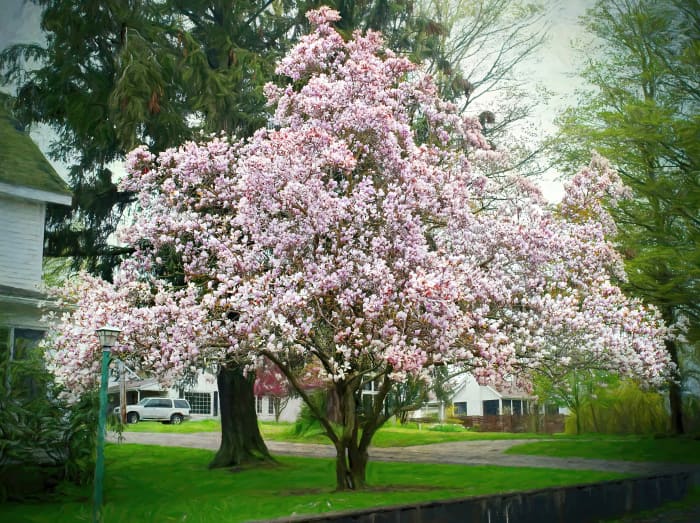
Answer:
(116, 398, 191, 424)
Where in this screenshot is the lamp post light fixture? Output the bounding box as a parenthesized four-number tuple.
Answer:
(93, 326, 121, 523)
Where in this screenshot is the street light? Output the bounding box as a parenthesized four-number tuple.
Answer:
(93, 326, 121, 523)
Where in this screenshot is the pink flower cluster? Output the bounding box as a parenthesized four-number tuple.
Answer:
(42, 8, 673, 396)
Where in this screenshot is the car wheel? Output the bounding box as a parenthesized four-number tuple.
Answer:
(127, 412, 139, 424)
(170, 414, 183, 425)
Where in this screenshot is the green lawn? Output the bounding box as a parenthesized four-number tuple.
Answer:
(3, 444, 627, 523)
(122, 418, 223, 434)
(123, 419, 561, 446)
(506, 437, 700, 463)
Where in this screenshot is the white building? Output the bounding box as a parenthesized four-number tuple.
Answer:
(450, 373, 533, 416)
(0, 94, 71, 367)
(409, 373, 535, 421)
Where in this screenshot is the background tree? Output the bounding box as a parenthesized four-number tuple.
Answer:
(415, 1, 548, 156)
(554, 0, 700, 433)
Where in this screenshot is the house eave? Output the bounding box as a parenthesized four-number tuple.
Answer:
(0, 284, 61, 311)
(0, 181, 72, 206)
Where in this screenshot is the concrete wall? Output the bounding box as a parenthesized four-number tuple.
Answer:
(260, 473, 695, 523)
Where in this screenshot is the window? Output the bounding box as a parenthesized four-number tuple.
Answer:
(256, 396, 263, 414)
(453, 402, 467, 416)
(268, 397, 274, 415)
(512, 399, 523, 415)
(1, 327, 45, 397)
(174, 399, 190, 409)
(483, 399, 499, 415)
(184, 392, 211, 415)
(362, 379, 379, 393)
(1, 327, 44, 363)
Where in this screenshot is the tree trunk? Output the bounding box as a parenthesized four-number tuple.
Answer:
(330, 386, 373, 490)
(333, 440, 369, 490)
(209, 364, 273, 469)
(661, 307, 685, 435)
(666, 338, 685, 434)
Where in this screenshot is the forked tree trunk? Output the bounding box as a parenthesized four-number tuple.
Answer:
(331, 386, 376, 491)
(209, 364, 273, 469)
(334, 441, 369, 490)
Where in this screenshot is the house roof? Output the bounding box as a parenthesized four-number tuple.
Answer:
(451, 373, 533, 400)
(0, 93, 71, 204)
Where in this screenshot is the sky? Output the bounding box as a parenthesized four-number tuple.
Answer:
(0, 0, 596, 201)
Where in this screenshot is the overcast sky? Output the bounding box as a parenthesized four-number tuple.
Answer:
(0, 0, 596, 200)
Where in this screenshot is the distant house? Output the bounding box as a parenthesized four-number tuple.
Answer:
(450, 373, 534, 416)
(409, 373, 535, 421)
(0, 94, 71, 369)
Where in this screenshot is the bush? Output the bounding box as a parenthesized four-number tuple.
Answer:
(0, 347, 100, 501)
(565, 380, 669, 435)
(291, 391, 328, 436)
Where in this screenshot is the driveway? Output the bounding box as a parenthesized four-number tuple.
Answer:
(109, 431, 700, 477)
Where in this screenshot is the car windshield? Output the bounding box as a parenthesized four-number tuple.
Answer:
(137, 398, 151, 406)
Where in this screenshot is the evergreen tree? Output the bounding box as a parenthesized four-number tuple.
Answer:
(554, 0, 700, 433)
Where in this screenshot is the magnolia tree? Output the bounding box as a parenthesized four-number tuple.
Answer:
(43, 8, 672, 491)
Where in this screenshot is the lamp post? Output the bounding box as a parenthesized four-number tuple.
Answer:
(93, 326, 121, 523)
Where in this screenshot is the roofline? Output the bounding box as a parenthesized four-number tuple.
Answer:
(0, 181, 72, 206)
(484, 385, 502, 398)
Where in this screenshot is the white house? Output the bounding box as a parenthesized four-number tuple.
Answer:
(0, 94, 71, 366)
(450, 373, 534, 416)
(409, 373, 535, 421)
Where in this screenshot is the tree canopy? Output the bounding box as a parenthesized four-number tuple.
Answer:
(43, 8, 672, 490)
(554, 0, 699, 432)
(0, 0, 548, 278)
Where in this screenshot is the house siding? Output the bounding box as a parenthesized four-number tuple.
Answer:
(451, 374, 502, 416)
(0, 195, 45, 291)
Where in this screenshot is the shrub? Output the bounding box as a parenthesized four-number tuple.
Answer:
(564, 380, 668, 435)
(0, 346, 100, 501)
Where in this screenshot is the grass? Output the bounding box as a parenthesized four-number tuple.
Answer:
(2, 444, 628, 523)
(506, 436, 700, 463)
(120, 418, 222, 434)
(123, 419, 562, 446)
